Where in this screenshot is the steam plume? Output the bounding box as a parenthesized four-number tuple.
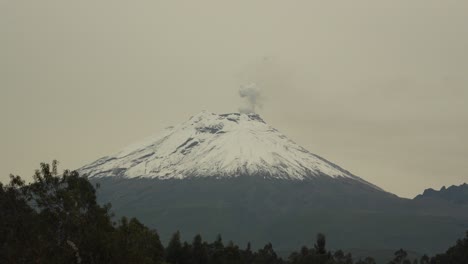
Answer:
(238, 83, 262, 114)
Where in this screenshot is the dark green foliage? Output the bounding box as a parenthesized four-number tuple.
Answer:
(224, 241, 242, 264)
(315, 233, 327, 255)
(243, 242, 254, 264)
(355, 257, 376, 264)
(209, 234, 226, 264)
(334, 250, 353, 264)
(430, 231, 468, 264)
(388, 249, 410, 264)
(0, 161, 164, 264)
(252, 242, 282, 264)
(0, 176, 37, 263)
(420, 255, 430, 264)
(113, 217, 164, 264)
(180, 241, 193, 264)
(288, 234, 335, 264)
(192, 234, 209, 264)
(1, 161, 468, 264)
(26, 162, 116, 263)
(166, 231, 183, 264)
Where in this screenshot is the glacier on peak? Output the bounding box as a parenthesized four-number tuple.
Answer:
(78, 111, 380, 190)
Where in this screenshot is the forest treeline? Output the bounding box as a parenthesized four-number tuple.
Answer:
(1, 161, 467, 264)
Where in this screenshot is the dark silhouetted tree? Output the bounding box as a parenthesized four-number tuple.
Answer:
(243, 242, 254, 264)
(314, 233, 327, 255)
(113, 217, 164, 264)
(192, 234, 208, 264)
(356, 257, 377, 264)
(430, 231, 468, 264)
(420, 254, 430, 264)
(389, 248, 410, 264)
(166, 231, 183, 264)
(253, 242, 282, 264)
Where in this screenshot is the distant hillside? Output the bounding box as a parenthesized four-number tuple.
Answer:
(414, 183, 468, 204)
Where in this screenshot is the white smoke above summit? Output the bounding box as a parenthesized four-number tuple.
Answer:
(238, 83, 262, 114)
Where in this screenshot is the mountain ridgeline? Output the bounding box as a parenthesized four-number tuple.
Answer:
(414, 183, 468, 205)
(78, 112, 468, 258)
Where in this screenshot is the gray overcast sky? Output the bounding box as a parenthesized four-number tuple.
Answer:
(1, 1, 467, 198)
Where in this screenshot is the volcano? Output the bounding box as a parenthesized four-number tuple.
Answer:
(80, 111, 381, 188)
(79, 112, 468, 258)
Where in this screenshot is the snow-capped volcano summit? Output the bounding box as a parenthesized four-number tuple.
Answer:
(79, 112, 467, 256)
(79, 111, 378, 189)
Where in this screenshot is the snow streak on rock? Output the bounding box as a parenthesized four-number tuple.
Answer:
(79, 111, 380, 190)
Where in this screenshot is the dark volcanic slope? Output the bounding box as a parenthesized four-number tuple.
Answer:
(91, 176, 468, 256)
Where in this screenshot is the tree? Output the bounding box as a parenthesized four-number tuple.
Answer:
(5, 161, 468, 264)
(334, 250, 354, 264)
(0, 176, 38, 263)
(0, 161, 120, 263)
(430, 231, 468, 263)
(356, 257, 377, 264)
(344, 253, 354, 264)
(113, 217, 164, 264)
(389, 249, 409, 264)
(26, 161, 115, 263)
(420, 254, 430, 264)
(192, 234, 208, 264)
(253, 243, 280, 264)
(242, 242, 254, 264)
(166, 231, 183, 264)
(225, 241, 242, 264)
(209, 234, 226, 264)
(313, 233, 332, 264)
(180, 241, 192, 264)
(314, 233, 327, 255)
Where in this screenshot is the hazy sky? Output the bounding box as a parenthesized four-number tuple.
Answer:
(1, 1, 467, 198)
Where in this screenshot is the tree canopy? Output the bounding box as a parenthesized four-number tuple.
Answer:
(1, 161, 466, 264)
